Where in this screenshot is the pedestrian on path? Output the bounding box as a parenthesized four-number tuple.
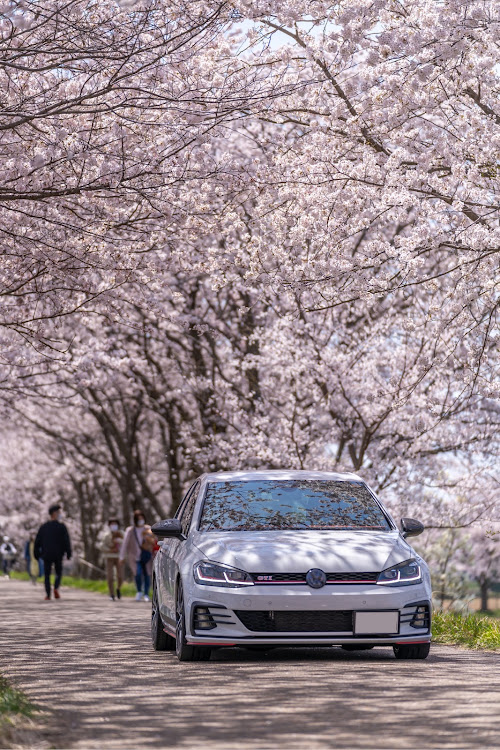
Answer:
(120, 510, 154, 602)
(34, 504, 72, 600)
(24, 533, 43, 584)
(99, 518, 124, 601)
(0, 536, 17, 577)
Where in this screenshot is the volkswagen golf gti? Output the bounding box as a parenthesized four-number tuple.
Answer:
(151, 470, 431, 661)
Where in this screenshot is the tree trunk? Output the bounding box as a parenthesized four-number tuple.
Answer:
(479, 576, 489, 612)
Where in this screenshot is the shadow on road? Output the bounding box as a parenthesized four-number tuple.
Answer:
(212, 645, 397, 661)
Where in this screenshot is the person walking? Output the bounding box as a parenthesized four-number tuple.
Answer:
(24, 533, 42, 584)
(120, 510, 154, 602)
(99, 518, 124, 601)
(34, 504, 72, 600)
(0, 536, 17, 577)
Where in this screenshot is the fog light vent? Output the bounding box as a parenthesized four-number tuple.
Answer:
(193, 606, 216, 630)
(410, 605, 430, 630)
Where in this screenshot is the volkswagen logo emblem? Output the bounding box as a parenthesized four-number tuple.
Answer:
(306, 568, 327, 589)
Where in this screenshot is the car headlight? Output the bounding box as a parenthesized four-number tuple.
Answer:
(193, 560, 254, 588)
(376, 559, 422, 586)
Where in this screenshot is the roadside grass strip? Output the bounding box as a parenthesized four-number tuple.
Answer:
(433, 610, 500, 650)
(0, 676, 34, 719)
(10, 570, 137, 597)
(0, 674, 38, 748)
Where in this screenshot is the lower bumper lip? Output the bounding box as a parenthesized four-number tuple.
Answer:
(186, 634, 432, 646)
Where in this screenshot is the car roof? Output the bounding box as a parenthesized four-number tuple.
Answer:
(200, 469, 365, 483)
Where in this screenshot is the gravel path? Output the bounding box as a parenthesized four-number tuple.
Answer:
(1, 579, 499, 749)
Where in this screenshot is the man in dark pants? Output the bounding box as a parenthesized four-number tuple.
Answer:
(34, 504, 72, 600)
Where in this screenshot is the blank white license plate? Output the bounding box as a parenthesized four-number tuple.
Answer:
(354, 611, 399, 635)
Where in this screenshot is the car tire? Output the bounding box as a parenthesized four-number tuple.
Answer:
(151, 579, 175, 651)
(175, 582, 211, 662)
(393, 643, 430, 660)
(341, 645, 374, 651)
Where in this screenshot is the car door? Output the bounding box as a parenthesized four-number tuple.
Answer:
(157, 484, 194, 624)
(162, 482, 200, 623)
(168, 481, 202, 612)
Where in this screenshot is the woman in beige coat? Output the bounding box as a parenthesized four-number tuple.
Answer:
(99, 518, 124, 601)
(120, 510, 154, 601)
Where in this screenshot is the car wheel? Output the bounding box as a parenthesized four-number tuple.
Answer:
(393, 643, 430, 660)
(341, 645, 374, 651)
(151, 579, 175, 651)
(175, 582, 211, 662)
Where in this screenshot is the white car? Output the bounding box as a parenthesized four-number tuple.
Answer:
(151, 470, 431, 662)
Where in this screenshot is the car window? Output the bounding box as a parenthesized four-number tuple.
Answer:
(199, 480, 391, 532)
(174, 483, 196, 520)
(180, 481, 201, 536)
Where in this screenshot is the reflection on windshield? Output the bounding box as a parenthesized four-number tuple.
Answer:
(199, 480, 390, 532)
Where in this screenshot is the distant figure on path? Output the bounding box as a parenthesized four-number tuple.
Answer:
(35, 504, 72, 600)
(24, 533, 43, 584)
(0, 536, 17, 577)
(100, 518, 124, 601)
(120, 510, 154, 602)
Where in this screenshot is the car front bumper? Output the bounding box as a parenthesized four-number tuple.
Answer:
(183, 581, 432, 646)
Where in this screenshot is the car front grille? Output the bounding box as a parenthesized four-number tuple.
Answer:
(250, 572, 378, 584)
(234, 609, 353, 633)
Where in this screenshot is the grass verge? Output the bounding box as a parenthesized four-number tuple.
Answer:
(433, 610, 500, 650)
(0, 676, 34, 718)
(10, 570, 137, 597)
(0, 674, 37, 749)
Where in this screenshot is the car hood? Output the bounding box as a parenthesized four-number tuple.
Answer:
(190, 529, 412, 573)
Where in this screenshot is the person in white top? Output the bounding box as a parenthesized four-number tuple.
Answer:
(1, 536, 17, 577)
(119, 510, 155, 601)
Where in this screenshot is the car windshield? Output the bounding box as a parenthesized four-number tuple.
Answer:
(199, 479, 391, 532)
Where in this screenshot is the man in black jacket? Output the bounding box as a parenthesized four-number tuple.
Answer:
(35, 504, 72, 600)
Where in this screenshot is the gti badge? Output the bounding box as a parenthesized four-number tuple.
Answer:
(306, 568, 327, 589)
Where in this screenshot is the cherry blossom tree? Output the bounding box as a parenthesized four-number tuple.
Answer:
(6, 230, 498, 551)
(205, 0, 500, 402)
(1, 0, 499, 583)
(0, 0, 286, 353)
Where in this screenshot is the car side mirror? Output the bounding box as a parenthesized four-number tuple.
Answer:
(400, 517, 425, 538)
(151, 519, 185, 540)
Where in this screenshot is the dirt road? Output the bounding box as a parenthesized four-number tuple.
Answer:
(1, 579, 499, 749)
